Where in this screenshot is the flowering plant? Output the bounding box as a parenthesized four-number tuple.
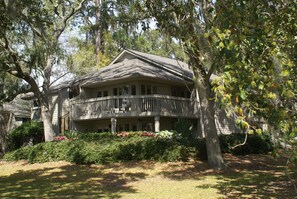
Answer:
(155, 130, 180, 139)
(116, 131, 156, 137)
(53, 136, 67, 141)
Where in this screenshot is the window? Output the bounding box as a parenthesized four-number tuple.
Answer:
(171, 89, 177, 97)
(113, 88, 118, 96)
(141, 85, 146, 95)
(123, 85, 129, 95)
(147, 85, 152, 95)
(69, 85, 80, 99)
(103, 90, 108, 97)
(131, 85, 136, 95)
(140, 84, 157, 95)
(153, 86, 157, 94)
(97, 91, 102, 98)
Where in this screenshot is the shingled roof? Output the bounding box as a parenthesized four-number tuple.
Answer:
(48, 49, 194, 90)
(80, 49, 194, 87)
(3, 98, 31, 118)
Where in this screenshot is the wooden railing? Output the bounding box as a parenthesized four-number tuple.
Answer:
(70, 95, 199, 120)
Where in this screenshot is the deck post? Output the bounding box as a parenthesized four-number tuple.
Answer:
(154, 116, 160, 132)
(111, 117, 117, 133)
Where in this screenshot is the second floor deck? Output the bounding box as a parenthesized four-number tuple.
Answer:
(70, 95, 199, 120)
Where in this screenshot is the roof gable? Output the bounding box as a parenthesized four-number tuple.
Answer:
(109, 49, 193, 80)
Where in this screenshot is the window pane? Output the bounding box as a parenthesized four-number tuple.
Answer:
(141, 85, 146, 95)
(131, 85, 136, 95)
(113, 88, 117, 96)
(147, 85, 152, 95)
(153, 86, 157, 94)
(97, 91, 102, 97)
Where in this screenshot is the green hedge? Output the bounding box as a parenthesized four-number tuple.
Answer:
(4, 137, 190, 164)
(188, 133, 273, 160)
(7, 122, 43, 151)
(4, 132, 273, 164)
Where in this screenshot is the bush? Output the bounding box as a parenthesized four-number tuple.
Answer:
(155, 130, 180, 139)
(78, 132, 116, 142)
(180, 133, 273, 160)
(4, 136, 189, 164)
(7, 122, 43, 151)
(64, 130, 79, 139)
(219, 133, 273, 155)
(174, 119, 193, 140)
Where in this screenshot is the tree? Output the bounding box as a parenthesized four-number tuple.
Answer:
(141, 0, 225, 169)
(212, 0, 297, 152)
(140, 0, 296, 169)
(0, 0, 87, 141)
(69, 0, 186, 76)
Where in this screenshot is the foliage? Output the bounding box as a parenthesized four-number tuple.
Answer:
(211, 0, 297, 149)
(174, 119, 194, 140)
(117, 131, 156, 137)
(64, 130, 79, 139)
(192, 133, 274, 160)
(219, 133, 273, 155)
(7, 122, 43, 151)
(0, 0, 88, 141)
(155, 130, 180, 139)
(4, 136, 189, 164)
(78, 132, 117, 142)
(139, 0, 296, 168)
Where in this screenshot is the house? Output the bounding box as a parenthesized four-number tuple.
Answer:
(3, 97, 31, 132)
(33, 49, 239, 137)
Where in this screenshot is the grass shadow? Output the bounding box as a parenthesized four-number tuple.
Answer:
(0, 162, 147, 198)
(158, 154, 297, 198)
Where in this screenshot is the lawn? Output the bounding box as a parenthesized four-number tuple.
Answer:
(0, 154, 296, 198)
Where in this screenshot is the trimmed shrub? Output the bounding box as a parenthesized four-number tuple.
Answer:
(219, 133, 273, 155)
(174, 119, 194, 139)
(155, 130, 180, 139)
(78, 132, 116, 142)
(181, 133, 273, 160)
(64, 130, 79, 139)
(7, 122, 43, 151)
(4, 136, 189, 164)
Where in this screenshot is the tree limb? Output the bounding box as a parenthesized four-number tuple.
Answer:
(49, 72, 70, 87)
(55, 0, 88, 39)
(231, 131, 248, 149)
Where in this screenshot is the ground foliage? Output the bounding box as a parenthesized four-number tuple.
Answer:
(4, 132, 273, 164)
(7, 122, 43, 151)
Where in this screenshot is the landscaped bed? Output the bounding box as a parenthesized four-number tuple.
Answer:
(4, 131, 274, 164)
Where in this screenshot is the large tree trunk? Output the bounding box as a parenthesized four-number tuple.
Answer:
(196, 76, 225, 170)
(0, 74, 7, 153)
(41, 104, 55, 142)
(40, 55, 56, 142)
(0, 103, 7, 153)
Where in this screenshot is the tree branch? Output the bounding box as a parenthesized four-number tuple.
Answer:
(3, 36, 42, 100)
(49, 72, 70, 87)
(55, 0, 88, 39)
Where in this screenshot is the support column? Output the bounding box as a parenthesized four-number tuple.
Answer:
(111, 117, 117, 134)
(154, 116, 160, 132)
(197, 118, 204, 138)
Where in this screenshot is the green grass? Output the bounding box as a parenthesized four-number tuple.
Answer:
(0, 154, 296, 198)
